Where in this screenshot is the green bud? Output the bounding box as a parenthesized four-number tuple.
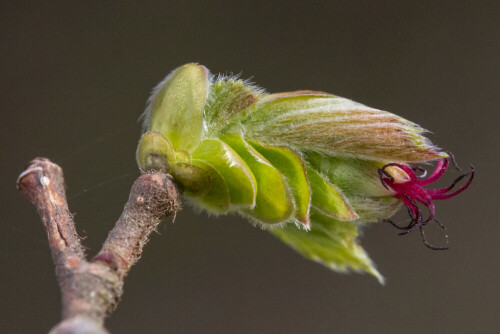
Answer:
(137, 64, 458, 282)
(136, 131, 175, 172)
(145, 63, 209, 151)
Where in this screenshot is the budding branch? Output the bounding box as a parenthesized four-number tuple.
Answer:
(17, 158, 180, 334)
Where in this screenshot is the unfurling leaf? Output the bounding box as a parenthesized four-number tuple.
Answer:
(137, 63, 474, 282)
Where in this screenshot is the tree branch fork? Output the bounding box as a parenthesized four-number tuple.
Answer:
(17, 158, 180, 334)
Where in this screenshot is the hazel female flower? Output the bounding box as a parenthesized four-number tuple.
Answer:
(379, 156, 474, 250)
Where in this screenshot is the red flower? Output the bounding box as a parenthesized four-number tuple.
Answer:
(378, 155, 474, 250)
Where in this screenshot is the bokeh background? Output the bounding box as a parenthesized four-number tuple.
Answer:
(1, 1, 499, 333)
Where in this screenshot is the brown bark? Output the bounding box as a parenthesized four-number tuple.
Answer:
(17, 158, 180, 333)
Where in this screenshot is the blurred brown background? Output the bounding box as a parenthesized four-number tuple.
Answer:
(1, 1, 499, 333)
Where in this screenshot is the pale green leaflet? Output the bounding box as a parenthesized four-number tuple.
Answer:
(137, 64, 447, 283)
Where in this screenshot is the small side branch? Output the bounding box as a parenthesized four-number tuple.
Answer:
(17, 158, 180, 333)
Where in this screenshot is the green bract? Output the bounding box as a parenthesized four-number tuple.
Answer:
(137, 63, 446, 283)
